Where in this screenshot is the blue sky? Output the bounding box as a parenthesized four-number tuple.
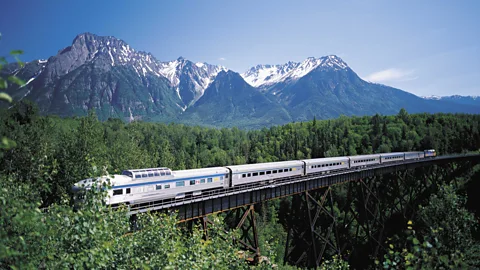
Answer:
(1, 0, 479, 96)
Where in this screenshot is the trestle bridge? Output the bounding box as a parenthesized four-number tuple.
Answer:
(127, 154, 480, 268)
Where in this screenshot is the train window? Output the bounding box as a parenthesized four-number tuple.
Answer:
(160, 171, 166, 176)
(200, 179, 206, 183)
(289, 168, 293, 171)
(220, 176, 224, 180)
(242, 174, 247, 178)
(156, 185, 162, 190)
(253, 172, 259, 176)
(176, 181, 185, 187)
(226, 174, 229, 178)
(113, 189, 123, 195)
(135, 174, 141, 179)
(266, 171, 271, 175)
(126, 188, 131, 194)
(142, 173, 147, 178)
(190, 180, 196, 185)
(207, 178, 213, 183)
(165, 184, 170, 189)
(154, 172, 160, 176)
(247, 173, 251, 177)
(123, 171, 133, 178)
(260, 172, 265, 175)
(166, 171, 171, 175)
(148, 172, 154, 177)
(273, 170, 277, 173)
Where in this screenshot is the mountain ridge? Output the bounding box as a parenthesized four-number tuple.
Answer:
(2, 33, 478, 128)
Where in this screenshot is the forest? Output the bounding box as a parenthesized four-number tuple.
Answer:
(1, 96, 479, 268)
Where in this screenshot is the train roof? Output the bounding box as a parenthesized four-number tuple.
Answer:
(348, 154, 381, 159)
(302, 157, 349, 165)
(380, 152, 405, 157)
(122, 167, 173, 179)
(173, 167, 229, 177)
(73, 175, 132, 190)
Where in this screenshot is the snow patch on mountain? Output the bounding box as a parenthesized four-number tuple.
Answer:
(158, 57, 227, 105)
(242, 55, 348, 88)
(422, 95, 442, 100)
(422, 95, 479, 100)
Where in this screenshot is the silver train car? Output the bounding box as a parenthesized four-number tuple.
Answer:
(73, 150, 434, 206)
(304, 157, 350, 175)
(226, 161, 304, 187)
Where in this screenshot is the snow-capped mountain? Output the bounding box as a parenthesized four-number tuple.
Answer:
(3, 33, 478, 128)
(422, 95, 442, 100)
(52, 33, 167, 78)
(423, 95, 480, 107)
(241, 55, 348, 88)
(423, 95, 479, 100)
(158, 57, 227, 107)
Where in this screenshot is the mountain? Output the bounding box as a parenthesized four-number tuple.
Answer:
(3, 33, 186, 121)
(183, 70, 291, 128)
(242, 55, 347, 90)
(423, 95, 480, 107)
(242, 56, 479, 120)
(158, 57, 227, 108)
(2, 33, 478, 128)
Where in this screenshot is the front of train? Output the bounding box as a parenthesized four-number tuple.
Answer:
(424, 149, 437, 158)
(72, 174, 129, 207)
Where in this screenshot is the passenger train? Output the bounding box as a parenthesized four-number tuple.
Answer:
(73, 150, 436, 206)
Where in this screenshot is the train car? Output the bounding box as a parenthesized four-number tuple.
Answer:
(226, 161, 304, 187)
(380, 152, 405, 163)
(404, 151, 425, 160)
(303, 157, 350, 175)
(349, 154, 381, 168)
(424, 149, 436, 157)
(74, 167, 229, 205)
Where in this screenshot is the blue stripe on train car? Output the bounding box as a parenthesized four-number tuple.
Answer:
(112, 173, 226, 189)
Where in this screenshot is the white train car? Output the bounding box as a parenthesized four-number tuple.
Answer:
(404, 151, 425, 160)
(380, 152, 405, 163)
(303, 157, 350, 175)
(74, 167, 229, 205)
(349, 154, 381, 168)
(226, 161, 304, 187)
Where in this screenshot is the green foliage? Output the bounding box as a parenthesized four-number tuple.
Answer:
(1, 104, 479, 269)
(381, 185, 480, 269)
(0, 174, 250, 269)
(320, 255, 350, 269)
(381, 221, 468, 269)
(0, 41, 25, 150)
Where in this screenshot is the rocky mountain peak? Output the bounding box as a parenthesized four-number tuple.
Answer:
(241, 55, 350, 88)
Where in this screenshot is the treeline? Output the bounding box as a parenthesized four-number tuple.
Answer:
(1, 102, 479, 207)
(1, 100, 479, 268)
